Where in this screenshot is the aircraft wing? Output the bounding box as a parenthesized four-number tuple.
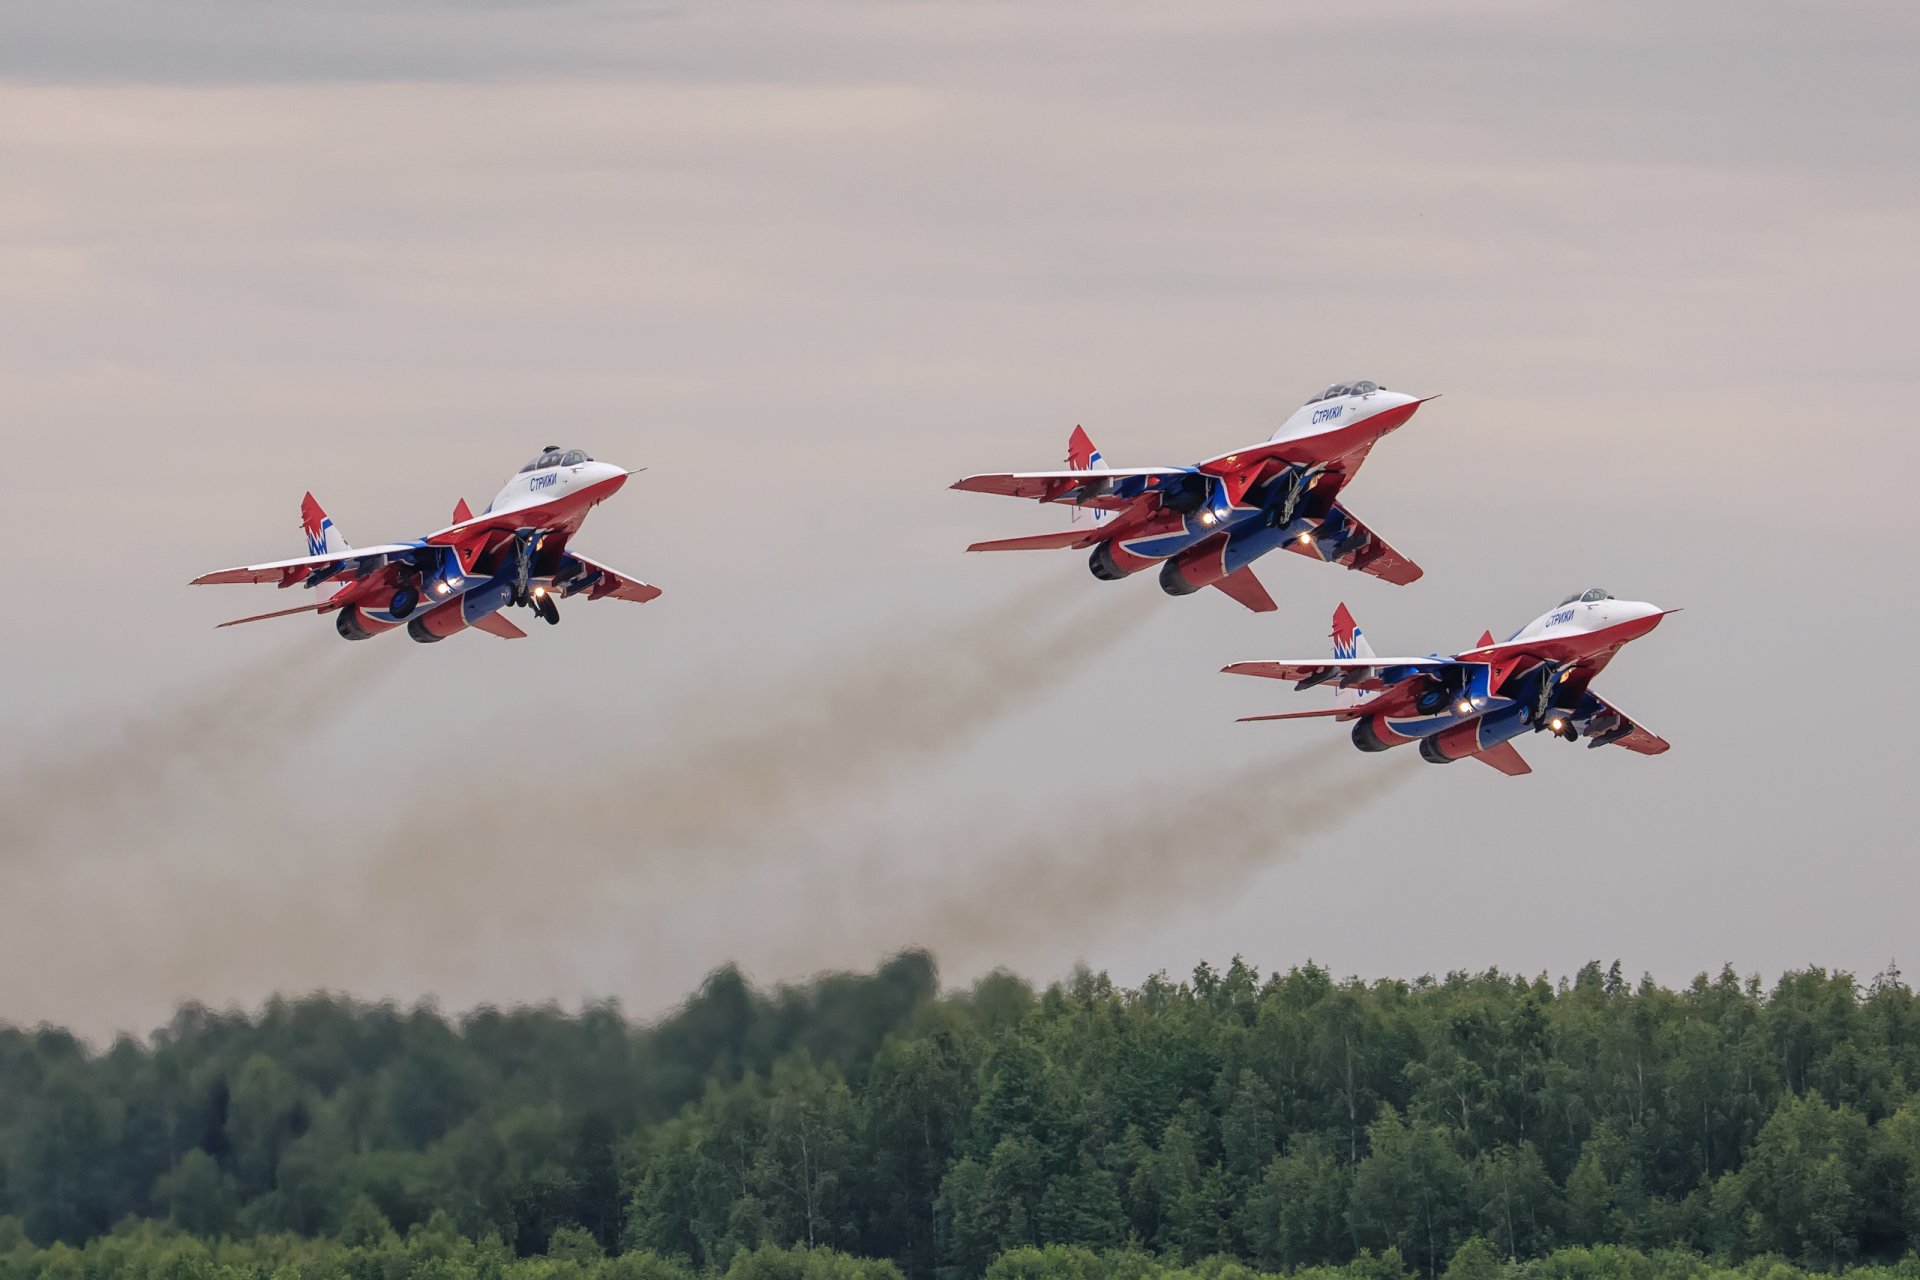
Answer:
(951, 467, 1187, 510)
(190, 544, 420, 587)
(1578, 692, 1671, 755)
(1282, 503, 1423, 586)
(1221, 655, 1450, 694)
(559, 553, 662, 604)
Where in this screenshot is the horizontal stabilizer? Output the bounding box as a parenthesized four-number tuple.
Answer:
(215, 602, 333, 629)
(1237, 706, 1356, 723)
(1210, 566, 1277, 613)
(471, 613, 527, 640)
(1475, 741, 1532, 776)
(966, 529, 1097, 553)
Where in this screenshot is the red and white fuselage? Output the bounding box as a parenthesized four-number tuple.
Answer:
(1225, 591, 1675, 776)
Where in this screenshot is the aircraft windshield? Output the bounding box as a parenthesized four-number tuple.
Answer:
(1558, 588, 1614, 605)
(1302, 379, 1384, 405)
(517, 446, 594, 473)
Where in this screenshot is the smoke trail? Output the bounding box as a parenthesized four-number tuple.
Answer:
(829, 744, 1420, 966)
(0, 638, 367, 863)
(0, 576, 1157, 1031)
(595, 577, 1149, 843)
(357, 575, 1152, 906)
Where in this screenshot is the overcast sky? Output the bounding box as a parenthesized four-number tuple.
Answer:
(3, 0, 1917, 1038)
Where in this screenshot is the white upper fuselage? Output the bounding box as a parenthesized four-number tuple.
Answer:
(485, 457, 628, 520)
(1469, 593, 1670, 661)
(1265, 383, 1422, 448)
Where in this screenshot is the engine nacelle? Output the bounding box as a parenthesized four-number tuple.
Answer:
(334, 606, 400, 641)
(1158, 537, 1227, 596)
(407, 598, 469, 643)
(406, 580, 517, 643)
(1089, 541, 1153, 581)
(1419, 704, 1530, 764)
(1351, 716, 1413, 753)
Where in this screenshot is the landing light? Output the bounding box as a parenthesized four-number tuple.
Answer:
(447, 575, 465, 589)
(1549, 718, 1565, 733)
(1200, 511, 1216, 526)
(1456, 700, 1474, 716)
(433, 582, 450, 596)
(533, 586, 548, 599)
(1298, 532, 1315, 546)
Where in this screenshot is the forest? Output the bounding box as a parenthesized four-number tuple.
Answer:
(3, 953, 1920, 1280)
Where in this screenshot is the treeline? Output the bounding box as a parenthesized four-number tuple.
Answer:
(7, 1234, 1920, 1280)
(3, 955, 1920, 1279)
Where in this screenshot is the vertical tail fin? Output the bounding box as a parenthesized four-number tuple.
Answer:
(1066, 425, 1111, 525)
(1331, 602, 1376, 661)
(300, 492, 351, 558)
(1331, 602, 1375, 705)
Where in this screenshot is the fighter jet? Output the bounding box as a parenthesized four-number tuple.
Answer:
(1223, 592, 1675, 775)
(192, 446, 660, 642)
(951, 380, 1433, 612)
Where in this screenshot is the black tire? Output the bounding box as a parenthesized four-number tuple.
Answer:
(389, 586, 418, 619)
(539, 595, 560, 625)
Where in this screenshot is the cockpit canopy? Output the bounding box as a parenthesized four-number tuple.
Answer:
(1558, 588, 1614, 606)
(1303, 379, 1383, 405)
(516, 445, 593, 473)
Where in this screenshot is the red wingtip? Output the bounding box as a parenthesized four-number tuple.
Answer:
(1067, 424, 1097, 469)
(452, 498, 473, 523)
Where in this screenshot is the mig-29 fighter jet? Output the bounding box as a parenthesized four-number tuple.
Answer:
(192, 446, 660, 642)
(1223, 593, 1675, 775)
(951, 381, 1434, 612)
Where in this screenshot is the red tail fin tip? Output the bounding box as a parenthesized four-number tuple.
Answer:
(1332, 602, 1358, 647)
(1066, 425, 1100, 470)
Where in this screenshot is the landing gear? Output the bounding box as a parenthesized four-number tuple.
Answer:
(389, 585, 419, 619)
(535, 593, 560, 626)
(509, 528, 539, 606)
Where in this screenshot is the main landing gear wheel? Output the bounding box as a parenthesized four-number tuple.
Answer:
(536, 593, 560, 625)
(389, 586, 419, 619)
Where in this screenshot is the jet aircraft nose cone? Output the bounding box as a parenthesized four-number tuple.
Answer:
(581, 461, 628, 490)
(1356, 391, 1429, 433)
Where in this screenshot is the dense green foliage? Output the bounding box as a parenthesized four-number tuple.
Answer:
(5, 955, 1920, 1279)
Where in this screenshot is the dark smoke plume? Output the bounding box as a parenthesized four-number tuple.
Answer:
(834, 744, 1420, 965)
(1, 639, 364, 864)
